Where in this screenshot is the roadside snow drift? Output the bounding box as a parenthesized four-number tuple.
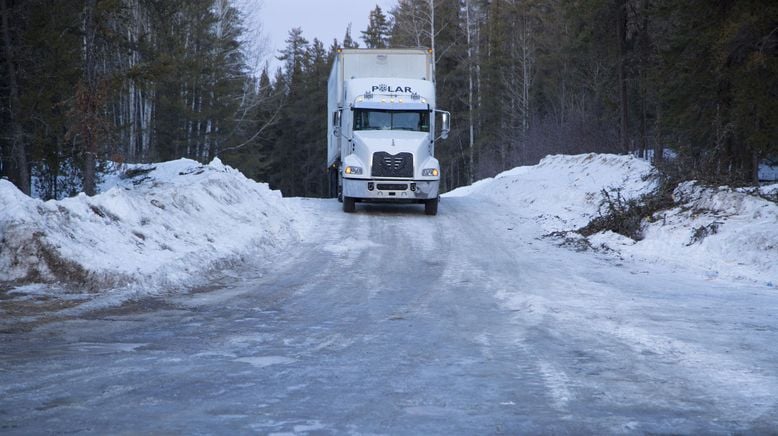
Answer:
(0, 158, 300, 291)
(2, 152, 774, 300)
(447, 153, 778, 286)
(446, 153, 658, 231)
(605, 182, 778, 284)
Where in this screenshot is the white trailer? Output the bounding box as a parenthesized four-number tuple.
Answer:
(327, 48, 450, 215)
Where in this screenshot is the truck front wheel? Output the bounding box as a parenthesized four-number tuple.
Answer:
(424, 197, 439, 216)
(343, 196, 356, 213)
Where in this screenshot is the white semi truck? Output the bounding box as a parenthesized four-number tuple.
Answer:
(327, 48, 450, 215)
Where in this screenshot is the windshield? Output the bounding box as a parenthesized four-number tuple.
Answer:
(353, 109, 430, 132)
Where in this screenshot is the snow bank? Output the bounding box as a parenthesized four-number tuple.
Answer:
(603, 182, 778, 284)
(0, 158, 301, 294)
(446, 153, 657, 231)
(447, 153, 778, 285)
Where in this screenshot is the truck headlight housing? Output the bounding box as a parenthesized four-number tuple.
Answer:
(422, 168, 439, 177)
(344, 166, 363, 175)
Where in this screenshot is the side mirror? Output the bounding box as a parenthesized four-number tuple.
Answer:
(333, 110, 342, 137)
(436, 110, 450, 140)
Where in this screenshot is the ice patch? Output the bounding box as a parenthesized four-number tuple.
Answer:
(69, 342, 147, 353)
(404, 405, 454, 416)
(293, 421, 327, 432)
(234, 356, 297, 368)
(537, 361, 573, 411)
(322, 237, 382, 256)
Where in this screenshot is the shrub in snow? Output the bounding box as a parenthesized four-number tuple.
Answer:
(578, 177, 675, 241)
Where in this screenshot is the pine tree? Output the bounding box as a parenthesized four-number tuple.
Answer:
(651, 0, 777, 184)
(726, 2, 778, 183)
(362, 5, 391, 48)
(342, 23, 359, 48)
(477, 0, 508, 174)
(277, 27, 309, 87)
(0, 0, 29, 194)
(390, 0, 430, 48)
(272, 28, 310, 195)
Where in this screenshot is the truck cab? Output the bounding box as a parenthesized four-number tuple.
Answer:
(328, 49, 449, 215)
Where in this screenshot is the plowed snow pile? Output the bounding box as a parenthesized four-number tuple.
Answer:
(0, 158, 301, 294)
(447, 153, 778, 286)
(594, 182, 778, 284)
(447, 153, 658, 230)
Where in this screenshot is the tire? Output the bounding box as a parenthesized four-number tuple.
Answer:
(343, 196, 356, 213)
(424, 197, 439, 216)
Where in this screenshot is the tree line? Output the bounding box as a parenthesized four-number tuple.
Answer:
(0, 0, 262, 198)
(388, 0, 776, 189)
(1, 1, 776, 200)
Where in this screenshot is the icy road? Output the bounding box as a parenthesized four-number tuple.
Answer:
(2, 196, 778, 434)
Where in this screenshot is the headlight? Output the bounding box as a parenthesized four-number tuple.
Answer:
(344, 166, 363, 175)
(422, 168, 439, 177)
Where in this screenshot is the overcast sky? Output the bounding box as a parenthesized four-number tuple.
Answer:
(248, 0, 398, 70)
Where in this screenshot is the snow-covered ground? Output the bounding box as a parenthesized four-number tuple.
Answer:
(1, 153, 776, 309)
(446, 153, 658, 231)
(2, 153, 778, 433)
(0, 158, 304, 308)
(447, 153, 778, 287)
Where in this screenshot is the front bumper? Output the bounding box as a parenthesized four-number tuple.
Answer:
(343, 177, 439, 201)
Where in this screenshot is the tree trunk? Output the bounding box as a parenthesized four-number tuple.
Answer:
(653, 101, 663, 164)
(429, 0, 435, 73)
(1, 0, 30, 195)
(616, 0, 629, 154)
(465, 0, 475, 184)
(82, 0, 97, 196)
(751, 150, 759, 185)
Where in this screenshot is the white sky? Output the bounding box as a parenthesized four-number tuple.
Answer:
(248, 0, 398, 71)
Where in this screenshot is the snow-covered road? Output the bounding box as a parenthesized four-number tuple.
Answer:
(2, 194, 777, 434)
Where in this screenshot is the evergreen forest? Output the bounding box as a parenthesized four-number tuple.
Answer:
(1, 0, 776, 200)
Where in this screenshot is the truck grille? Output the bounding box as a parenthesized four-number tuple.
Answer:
(371, 152, 413, 178)
(377, 183, 408, 191)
